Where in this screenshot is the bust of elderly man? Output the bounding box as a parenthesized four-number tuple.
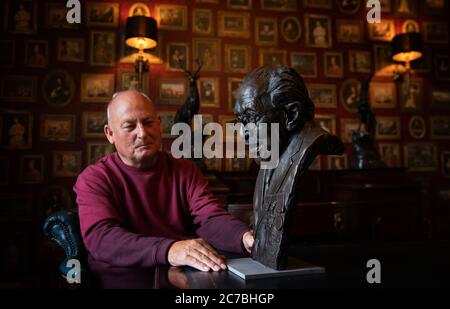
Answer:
(234, 66, 344, 270)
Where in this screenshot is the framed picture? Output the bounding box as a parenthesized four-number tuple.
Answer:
(20, 155, 44, 184)
(349, 50, 371, 73)
(305, 14, 332, 48)
(431, 90, 450, 110)
(408, 116, 426, 139)
(0, 157, 9, 186)
(155, 5, 188, 31)
(430, 117, 450, 139)
(40, 114, 76, 142)
(423, 22, 449, 44)
(370, 82, 397, 109)
(193, 38, 221, 72)
(192, 9, 213, 35)
(0, 109, 33, 149)
(441, 151, 450, 178)
(45, 2, 78, 29)
(425, 0, 447, 9)
(435, 55, 450, 81)
(280, 16, 301, 43)
(157, 112, 175, 138)
(41, 185, 73, 215)
(340, 79, 362, 113)
(259, 49, 287, 66)
(400, 78, 423, 112)
(89, 31, 116, 67)
(336, 20, 364, 43)
(166, 43, 189, 71)
(379, 143, 402, 168)
(42, 70, 75, 107)
(291, 53, 317, 78)
(117, 70, 149, 94)
(128, 3, 151, 17)
(374, 44, 397, 76)
(82, 112, 106, 139)
(393, 0, 418, 17)
(324, 52, 344, 78)
(404, 143, 438, 172)
(87, 142, 115, 165)
(57, 38, 84, 62)
(337, 0, 361, 14)
(308, 84, 337, 108)
(228, 78, 243, 112)
(255, 17, 278, 46)
(303, 0, 332, 9)
(53, 151, 82, 177)
(402, 20, 420, 33)
(0, 231, 29, 272)
(327, 155, 347, 170)
(5, 0, 37, 34)
(157, 79, 188, 105)
(0, 76, 36, 102)
(86, 2, 119, 27)
(218, 11, 250, 38)
(227, 0, 252, 10)
(198, 78, 220, 108)
(24, 40, 48, 68)
(225, 44, 250, 73)
(375, 117, 401, 140)
(316, 114, 336, 135)
(0, 40, 15, 67)
(340, 118, 360, 143)
(81, 73, 115, 103)
(368, 20, 396, 42)
(261, 0, 297, 11)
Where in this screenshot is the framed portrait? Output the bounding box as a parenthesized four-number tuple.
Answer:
(374, 44, 397, 76)
(86, 2, 119, 27)
(157, 112, 175, 138)
(0, 109, 33, 150)
(375, 117, 401, 140)
(25, 40, 48, 68)
(324, 52, 344, 78)
(20, 155, 44, 184)
(4, 0, 37, 34)
(157, 79, 188, 105)
(340, 79, 362, 113)
(309, 156, 321, 171)
(368, 20, 396, 42)
(259, 49, 287, 67)
(166, 43, 189, 71)
(89, 31, 116, 67)
(227, 0, 252, 9)
(308, 84, 337, 108)
(404, 143, 438, 172)
(337, 0, 361, 14)
(155, 5, 188, 31)
(402, 20, 420, 33)
(203, 157, 222, 172)
(430, 117, 450, 139)
(336, 20, 364, 43)
(57, 38, 84, 63)
(117, 70, 149, 94)
(379, 143, 402, 168)
(408, 116, 426, 139)
(192, 9, 213, 35)
(53, 151, 82, 177)
(81, 73, 115, 103)
(305, 14, 332, 48)
(431, 90, 450, 110)
(340, 118, 360, 143)
(0, 157, 9, 186)
(228, 78, 243, 112)
(40, 114, 76, 142)
(261, 0, 297, 11)
(45, 2, 78, 29)
(225, 44, 250, 74)
(411, 47, 431, 73)
(0, 231, 29, 272)
(303, 0, 332, 9)
(198, 78, 220, 108)
(370, 82, 397, 109)
(280, 16, 301, 43)
(0, 40, 15, 67)
(435, 55, 450, 81)
(441, 152, 450, 178)
(128, 3, 150, 17)
(0, 76, 36, 102)
(400, 78, 423, 112)
(327, 155, 347, 170)
(291, 52, 317, 78)
(82, 112, 106, 139)
(255, 17, 278, 46)
(193, 38, 221, 72)
(218, 11, 250, 39)
(423, 22, 449, 44)
(393, 0, 418, 18)
(42, 70, 75, 107)
(349, 50, 371, 73)
(315, 114, 336, 135)
(119, 34, 163, 65)
(87, 142, 115, 165)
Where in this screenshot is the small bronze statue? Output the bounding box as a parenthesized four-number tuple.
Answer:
(234, 66, 344, 270)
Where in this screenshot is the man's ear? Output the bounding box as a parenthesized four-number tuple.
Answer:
(283, 101, 301, 131)
(104, 124, 115, 145)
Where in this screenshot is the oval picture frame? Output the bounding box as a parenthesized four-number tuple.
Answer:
(402, 20, 420, 33)
(128, 3, 151, 17)
(42, 70, 75, 107)
(409, 116, 426, 139)
(280, 16, 301, 43)
(340, 78, 361, 113)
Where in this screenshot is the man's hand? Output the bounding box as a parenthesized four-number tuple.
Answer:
(167, 238, 227, 272)
(242, 231, 254, 254)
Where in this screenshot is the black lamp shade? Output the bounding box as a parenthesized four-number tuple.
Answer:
(125, 16, 158, 50)
(392, 32, 423, 62)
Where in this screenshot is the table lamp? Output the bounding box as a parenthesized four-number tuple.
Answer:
(391, 32, 423, 88)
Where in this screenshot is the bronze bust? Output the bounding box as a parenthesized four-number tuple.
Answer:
(234, 66, 344, 270)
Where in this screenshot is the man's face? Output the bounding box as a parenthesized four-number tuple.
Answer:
(105, 93, 162, 168)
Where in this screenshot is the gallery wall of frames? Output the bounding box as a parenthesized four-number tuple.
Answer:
(0, 0, 449, 278)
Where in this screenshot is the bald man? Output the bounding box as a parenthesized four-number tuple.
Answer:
(74, 91, 253, 277)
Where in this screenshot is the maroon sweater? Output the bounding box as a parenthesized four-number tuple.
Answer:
(74, 151, 249, 271)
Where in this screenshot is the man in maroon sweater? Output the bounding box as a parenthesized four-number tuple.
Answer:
(74, 91, 254, 274)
